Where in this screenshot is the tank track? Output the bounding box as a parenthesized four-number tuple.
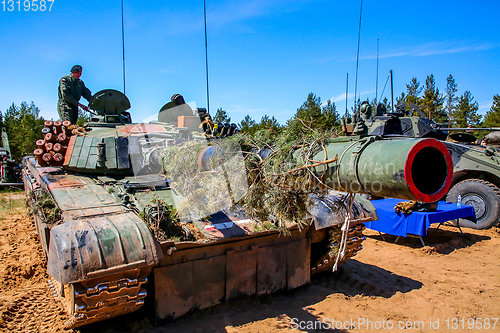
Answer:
(48, 269, 149, 329)
(311, 223, 366, 274)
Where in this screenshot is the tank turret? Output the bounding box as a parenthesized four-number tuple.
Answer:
(50, 91, 228, 177)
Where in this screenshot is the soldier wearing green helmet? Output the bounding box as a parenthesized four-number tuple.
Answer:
(57, 65, 92, 124)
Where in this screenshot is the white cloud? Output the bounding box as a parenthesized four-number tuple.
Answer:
(143, 0, 316, 36)
(478, 101, 493, 115)
(331, 92, 355, 103)
(329, 89, 375, 104)
(361, 41, 497, 60)
(159, 68, 177, 74)
(206, 0, 315, 28)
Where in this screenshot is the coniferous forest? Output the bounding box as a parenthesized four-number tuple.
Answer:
(1, 75, 500, 162)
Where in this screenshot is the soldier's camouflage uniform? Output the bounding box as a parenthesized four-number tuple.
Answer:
(57, 75, 92, 124)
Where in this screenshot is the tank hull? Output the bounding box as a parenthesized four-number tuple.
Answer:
(154, 227, 310, 322)
(23, 156, 371, 328)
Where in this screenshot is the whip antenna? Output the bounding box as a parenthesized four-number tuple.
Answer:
(354, 0, 363, 111)
(121, 0, 126, 94)
(345, 73, 349, 116)
(204, 0, 210, 113)
(379, 71, 391, 103)
(375, 38, 379, 104)
(390, 69, 394, 112)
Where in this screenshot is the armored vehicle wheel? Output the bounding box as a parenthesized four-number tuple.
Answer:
(446, 179, 500, 229)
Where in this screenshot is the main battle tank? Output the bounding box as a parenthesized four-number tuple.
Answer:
(22, 90, 453, 328)
(342, 101, 500, 229)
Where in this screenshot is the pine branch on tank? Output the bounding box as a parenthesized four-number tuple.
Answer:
(160, 119, 345, 234)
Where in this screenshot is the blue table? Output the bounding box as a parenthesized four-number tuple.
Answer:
(364, 198, 476, 243)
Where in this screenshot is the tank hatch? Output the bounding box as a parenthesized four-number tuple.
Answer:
(158, 101, 194, 124)
(89, 89, 132, 125)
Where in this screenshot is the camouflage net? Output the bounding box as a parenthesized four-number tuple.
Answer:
(160, 119, 344, 233)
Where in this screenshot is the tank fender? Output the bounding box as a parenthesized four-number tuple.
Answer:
(47, 212, 162, 284)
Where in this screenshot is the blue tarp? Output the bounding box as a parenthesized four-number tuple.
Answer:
(364, 198, 476, 237)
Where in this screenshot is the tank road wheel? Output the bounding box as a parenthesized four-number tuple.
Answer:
(446, 179, 500, 229)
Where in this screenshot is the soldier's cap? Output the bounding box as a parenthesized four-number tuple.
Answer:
(71, 65, 83, 73)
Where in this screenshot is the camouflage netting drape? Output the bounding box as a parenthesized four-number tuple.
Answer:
(160, 119, 343, 233)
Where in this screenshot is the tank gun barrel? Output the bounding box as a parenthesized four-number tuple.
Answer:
(199, 137, 453, 203)
(301, 137, 453, 203)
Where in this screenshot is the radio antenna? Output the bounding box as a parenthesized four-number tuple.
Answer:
(345, 73, 349, 116)
(353, 0, 363, 111)
(121, 0, 126, 94)
(204, 0, 210, 113)
(390, 69, 394, 113)
(375, 38, 379, 104)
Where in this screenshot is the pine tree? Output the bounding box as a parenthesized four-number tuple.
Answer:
(213, 108, 231, 124)
(258, 115, 280, 131)
(369, 98, 378, 114)
(444, 74, 458, 127)
(381, 97, 391, 112)
(452, 91, 481, 128)
(421, 74, 446, 124)
(482, 94, 500, 128)
(293, 93, 322, 123)
(239, 115, 257, 134)
(396, 92, 406, 104)
(2, 102, 45, 162)
(289, 93, 340, 130)
(397, 78, 422, 115)
(405, 78, 423, 111)
(77, 109, 93, 126)
(321, 99, 340, 130)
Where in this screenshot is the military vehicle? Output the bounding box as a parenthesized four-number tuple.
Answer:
(341, 101, 500, 229)
(22, 90, 453, 328)
(0, 127, 22, 186)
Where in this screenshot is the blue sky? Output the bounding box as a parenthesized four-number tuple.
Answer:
(0, 0, 499, 126)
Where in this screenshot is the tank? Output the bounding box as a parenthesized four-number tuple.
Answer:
(342, 101, 500, 229)
(22, 90, 453, 328)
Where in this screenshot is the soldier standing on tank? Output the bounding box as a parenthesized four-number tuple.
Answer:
(57, 65, 92, 124)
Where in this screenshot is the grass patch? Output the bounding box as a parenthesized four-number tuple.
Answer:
(0, 187, 23, 194)
(0, 192, 27, 214)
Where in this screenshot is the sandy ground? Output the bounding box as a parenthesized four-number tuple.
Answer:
(0, 192, 70, 333)
(1, 192, 499, 333)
